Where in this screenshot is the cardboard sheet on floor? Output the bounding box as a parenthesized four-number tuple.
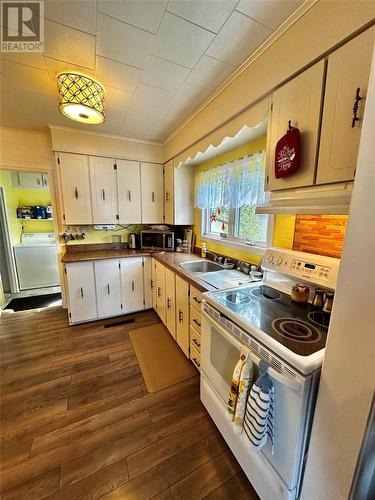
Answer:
(129, 322, 196, 393)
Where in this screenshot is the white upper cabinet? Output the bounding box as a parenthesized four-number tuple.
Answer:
(94, 259, 122, 318)
(65, 261, 97, 323)
(141, 163, 164, 224)
(266, 60, 325, 191)
(120, 257, 145, 314)
(89, 157, 118, 224)
(164, 160, 194, 225)
(11, 171, 48, 190)
(316, 27, 375, 185)
(58, 153, 93, 224)
(117, 160, 142, 224)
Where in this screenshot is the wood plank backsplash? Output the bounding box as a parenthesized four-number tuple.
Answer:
(293, 215, 348, 258)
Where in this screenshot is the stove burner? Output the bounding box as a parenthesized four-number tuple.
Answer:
(250, 286, 281, 301)
(272, 317, 322, 343)
(308, 311, 330, 328)
(225, 292, 251, 305)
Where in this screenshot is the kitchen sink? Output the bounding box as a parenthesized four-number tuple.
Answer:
(178, 260, 225, 273)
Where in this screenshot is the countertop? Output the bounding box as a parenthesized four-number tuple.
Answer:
(61, 245, 213, 292)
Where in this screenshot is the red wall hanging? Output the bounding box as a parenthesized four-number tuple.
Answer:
(275, 121, 301, 178)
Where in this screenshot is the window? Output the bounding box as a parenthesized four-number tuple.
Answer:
(196, 151, 271, 250)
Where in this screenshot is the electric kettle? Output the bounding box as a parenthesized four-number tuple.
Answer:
(129, 233, 137, 249)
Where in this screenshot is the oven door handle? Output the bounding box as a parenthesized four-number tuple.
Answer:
(202, 308, 304, 393)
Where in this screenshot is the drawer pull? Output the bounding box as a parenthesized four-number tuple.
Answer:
(157, 287, 162, 297)
(131, 281, 135, 292)
(167, 298, 171, 309)
(128, 190, 132, 202)
(178, 310, 183, 322)
(193, 338, 201, 348)
(80, 287, 84, 298)
(102, 188, 106, 201)
(192, 357, 200, 368)
(107, 284, 110, 295)
(352, 87, 362, 127)
(74, 187, 79, 199)
(193, 318, 201, 327)
(193, 296, 202, 304)
(152, 191, 155, 203)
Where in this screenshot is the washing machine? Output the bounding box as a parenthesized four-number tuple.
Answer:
(14, 233, 59, 290)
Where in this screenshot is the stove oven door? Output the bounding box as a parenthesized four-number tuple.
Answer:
(201, 306, 315, 493)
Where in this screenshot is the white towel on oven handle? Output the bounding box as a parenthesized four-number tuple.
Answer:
(243, 360, 274, 454)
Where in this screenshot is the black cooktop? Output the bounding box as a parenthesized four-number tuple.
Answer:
(211, 284, 330, 357)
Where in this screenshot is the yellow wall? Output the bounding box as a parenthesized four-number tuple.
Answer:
(0, 170, 54, 247)
(193, 137, 295, 265)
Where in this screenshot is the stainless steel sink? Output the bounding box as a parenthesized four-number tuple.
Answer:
(178, 260, 225, 273)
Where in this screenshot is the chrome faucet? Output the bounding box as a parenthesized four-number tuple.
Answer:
(205, 250, 223, 263)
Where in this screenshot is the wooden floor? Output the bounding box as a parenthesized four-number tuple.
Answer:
(0, 306, 259, 500)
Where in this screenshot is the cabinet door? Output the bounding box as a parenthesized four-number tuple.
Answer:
(14, 171, 44, 189)
(164, 160, 174, 225)
(141, 163, 164, 224)
(317, 28, 375, 184)
(118, 160, 142, 223)
(174, 164, 194, 225)
(155, 260, 166, 324)
(266, 60, 325, 191)
(58, 153, 92, 224)
(165, 267, 176, 339)
(120, 257, 145, 314)
(94, 259, 122, 318)
(89, 157, 118, 224)
(143, 257, 152, 309)
(41, 173, 48, 189)
(151, 258, 157, 309)
(175, 276, 190, 358)
(65, 262, 97, 323)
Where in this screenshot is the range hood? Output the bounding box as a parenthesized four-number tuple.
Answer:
(256, 182, 353, 215)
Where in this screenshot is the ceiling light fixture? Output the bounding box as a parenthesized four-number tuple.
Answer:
(56, 72, 105, 124)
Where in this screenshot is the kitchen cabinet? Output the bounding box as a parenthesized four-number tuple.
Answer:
(164, 160, 194, 225)
(11, 171, 48, 189)
(175, 275, 190, 358)
(89, 157, 118, 224)
(117, 160, 142, 223)
(316, 27, 374, 184)
(266, 60, 325, 191)
(57, 153, 92, 224)
(94, 259, 122, 318)
(141, 163, 164, 224)
(65, 261, 97, 323)
(155, 260, 166, 324)
(165, 267, 176, 339)
(120, 257, 144, 314)
(143, 257, 152, 309)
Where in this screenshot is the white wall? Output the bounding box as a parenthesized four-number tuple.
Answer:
(300, 46, 375, 500)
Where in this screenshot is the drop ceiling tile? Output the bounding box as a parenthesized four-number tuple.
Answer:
(167, 0, 237, 33)
(140, 55, 190, 91)
(104, 106, 127, 124)
(97, 14, 155, 68)
(0, 76, 33, 129)
(0, 52, 45, 70)
(120, 117, 153, 139)
(43, 0, 97, 35)
(151, 12, 215, 68)
(97, 0, 166, 34)
(236, 0, 304, 30)
(0, 59, 51, 91)
(185, 54, 235, 90)
(167, 82, 211, 116)
(95, 56, 141, 93)
(44, 19, 96, 69)
(144, 127, 167, 142)
(128, 83, 173, 122)
(104, 86, 133, 110)
(17, 88, 56, 110)
(206, 10, 272, 66)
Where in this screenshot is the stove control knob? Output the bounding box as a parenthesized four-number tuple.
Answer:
(274, 257, 282, 266)
(265, 254, 273, 264)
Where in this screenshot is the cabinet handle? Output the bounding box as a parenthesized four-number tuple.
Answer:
(107, 284, 110, 295)
(128, 190, 131, 202)
(80, 287, 84, 298)
(102, 189, 106, 201)
(131, 281, 135, 292)
(193, 318, 201, 327)
(167, 298, 171, 309)
(74, 187, 79, 199)
(166, 191, 170, 201)
(192, 357, 200, 368)
(352, 87, 362, 128)
(193, 337, 201, 348)
(152, 192, 155, 203)
(178, 310, 183, 323)
(151, 279, 154, 289)
(157, 287, 162, 297)
(193, 296, 202, 305)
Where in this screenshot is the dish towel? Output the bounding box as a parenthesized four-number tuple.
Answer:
(244, 360, 274, 453)
(227, 348, 249, 420)
(233, 352, 254, 434)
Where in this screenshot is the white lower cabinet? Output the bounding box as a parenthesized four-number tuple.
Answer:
(155, 260, 166, 325)
(94, 259, 122, 318)
(65, 262, 98, 324)
(175, 275, 190, 358)
(120, 257, 144, 314)
(165, 267, 176, 339)
(143, 257, 153, 309)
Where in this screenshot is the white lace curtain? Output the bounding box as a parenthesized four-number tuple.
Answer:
(195, 150, 266, 210)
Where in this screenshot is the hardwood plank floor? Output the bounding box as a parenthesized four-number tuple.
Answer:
(0, 306, 259, 499)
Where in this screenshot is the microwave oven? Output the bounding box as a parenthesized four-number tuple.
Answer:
(140, 230, 174, 251)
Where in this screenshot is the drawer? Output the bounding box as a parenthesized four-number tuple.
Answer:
(190, 286, 203, 309)
(190, 326, 201, 353)
(190, 306, 202, 333)
(190, 343, 201, 371)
